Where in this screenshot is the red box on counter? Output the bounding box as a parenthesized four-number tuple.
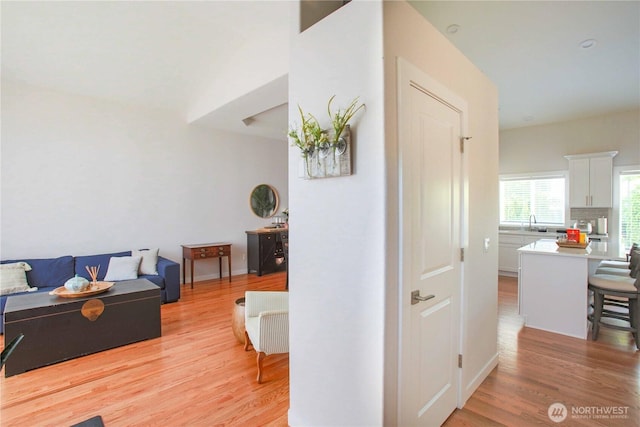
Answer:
(566, 228, 580, 242)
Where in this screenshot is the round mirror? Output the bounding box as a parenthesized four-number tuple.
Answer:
(250, 184, 279, 218)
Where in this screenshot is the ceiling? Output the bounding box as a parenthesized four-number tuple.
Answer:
(1, 0, 291, 138)
(2, 1, 639, 138)
(410, 1, 640, 130)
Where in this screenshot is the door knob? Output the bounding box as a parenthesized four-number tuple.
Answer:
(411, 290, 435, 305)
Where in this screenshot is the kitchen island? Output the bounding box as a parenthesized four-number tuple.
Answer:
(517, 239, 623, 339)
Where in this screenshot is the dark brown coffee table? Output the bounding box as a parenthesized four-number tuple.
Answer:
(3, 278, 161, 377)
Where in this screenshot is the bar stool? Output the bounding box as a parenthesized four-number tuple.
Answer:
(595, 266, 634, 277)
(598, 243, 638, 270)
(593, 249, 640, 324)
(588, 274, 639, 349)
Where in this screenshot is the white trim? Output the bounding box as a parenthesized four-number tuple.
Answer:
(499, 170, 567, 180)
(398, 59, 469, 127)
(397, 56, 468, 422)
(619, 168, 640, 175)
(612, 164, 640, 250)
(458, 352, 499, 407)
(563, 151, 618, 160)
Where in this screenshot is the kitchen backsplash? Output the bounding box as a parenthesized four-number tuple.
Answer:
(570, 207, 610, 226)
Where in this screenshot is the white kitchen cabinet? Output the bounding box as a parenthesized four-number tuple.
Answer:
(568, 157, 590, 207)
(499, 232, 560, 275)
(589, 156, 615, 207)
(498, 234, 522, 274)
(565, 151, 617, 208)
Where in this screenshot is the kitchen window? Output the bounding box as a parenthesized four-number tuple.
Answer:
(619, 169, 640, 250)
(500, 173, 566, 226)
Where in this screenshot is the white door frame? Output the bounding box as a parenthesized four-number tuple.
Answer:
(396, 57, 470, 418)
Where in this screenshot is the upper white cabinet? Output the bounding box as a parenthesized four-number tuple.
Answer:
(565, 151, 617, 208)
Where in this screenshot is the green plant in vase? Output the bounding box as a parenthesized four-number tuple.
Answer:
(288, 105, 327, 177)
(327, 95, 365, 155)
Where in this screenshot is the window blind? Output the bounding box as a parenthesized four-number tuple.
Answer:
(500, 176, 565, 225)
(619, 171, 640, 250)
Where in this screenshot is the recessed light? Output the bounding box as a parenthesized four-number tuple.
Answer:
(446, 24, 460, 34)
(579, 39, 597, 49)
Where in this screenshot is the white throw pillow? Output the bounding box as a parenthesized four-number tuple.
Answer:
(0, 262, 35, 296)
(103, 256, 142, 281)
(131, 248, 159, 275)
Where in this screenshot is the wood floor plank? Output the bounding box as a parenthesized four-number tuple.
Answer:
(1, 274, 638, 426)
(445, 276, 640, 426)
(1, 273, 289, 426)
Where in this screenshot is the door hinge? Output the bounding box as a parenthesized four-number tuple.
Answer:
(458, 354, 463, 368)
(460, 248, 465, 262)
(460, 136, 472, 153)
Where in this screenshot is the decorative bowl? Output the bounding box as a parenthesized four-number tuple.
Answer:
(64, 275, 90, 293)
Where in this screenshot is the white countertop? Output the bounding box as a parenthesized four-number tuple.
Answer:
(499, 229, 608, 238)
(499, 229, 560, 236)
(517, 238, 623, 260)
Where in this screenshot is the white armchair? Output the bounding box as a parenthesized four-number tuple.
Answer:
(243, 291, 289, 383)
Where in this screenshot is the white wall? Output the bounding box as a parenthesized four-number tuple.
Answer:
(288, 1, 498, 425)
(383, 0, 499, 418)
(288, 1, 386, 425)
(1, 80, 288, 280)
(187, 25, 289, 124)
(499, 109, 640, 245)
(500, 109, 640, 174)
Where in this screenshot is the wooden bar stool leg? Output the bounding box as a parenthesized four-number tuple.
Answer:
(630, 298, 639, 349)
(591, 289, 603, 340)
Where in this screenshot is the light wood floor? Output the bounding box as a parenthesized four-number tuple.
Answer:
(445, 276, 639, 426)
(1, 273, 290, 426)
(1, 274, 638, 426)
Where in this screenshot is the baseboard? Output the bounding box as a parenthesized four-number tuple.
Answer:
(183, 272, 234, 284)
(459, 352, 499, 407)
(183, 269, 285, 284)
(231, 268, 248, 278)
(288, 408, 300, 426)
(498, 270, 518, 277)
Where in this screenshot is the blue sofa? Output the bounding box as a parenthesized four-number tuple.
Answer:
(1, 251, 180, 334)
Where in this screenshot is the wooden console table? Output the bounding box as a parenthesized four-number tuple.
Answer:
(181, 243, 232, 288)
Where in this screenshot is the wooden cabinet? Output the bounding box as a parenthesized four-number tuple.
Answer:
(565, 151, 617, 208)
(191, 245, 231, 259)
(246, 229, 287, 276)
(3, 279, 161, 377)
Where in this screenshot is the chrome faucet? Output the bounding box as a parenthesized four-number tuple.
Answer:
(529, 214, 537, 231)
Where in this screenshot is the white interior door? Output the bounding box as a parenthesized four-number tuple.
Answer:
(398, 58, 464, 426)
